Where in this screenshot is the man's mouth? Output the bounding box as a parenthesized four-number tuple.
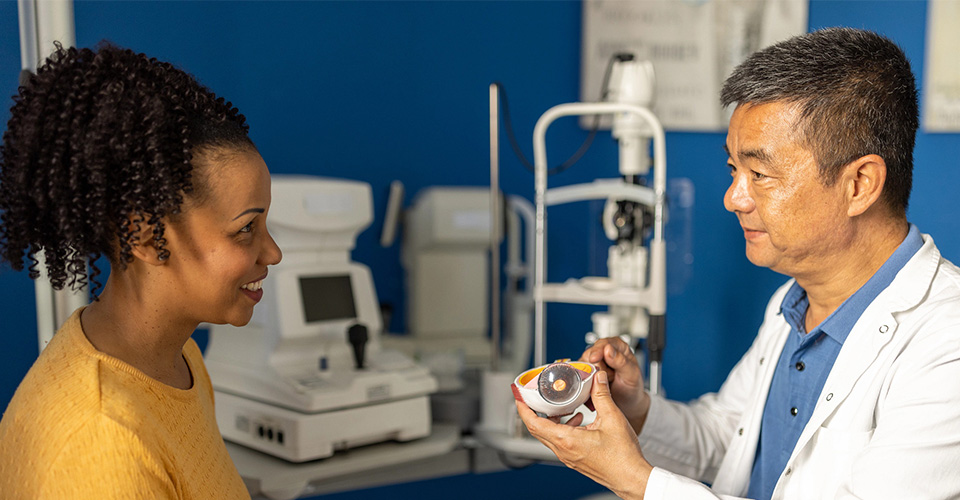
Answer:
(741, 226, 765, 240)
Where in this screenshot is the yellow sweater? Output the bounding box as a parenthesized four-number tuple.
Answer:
(0, 308, 250, 499)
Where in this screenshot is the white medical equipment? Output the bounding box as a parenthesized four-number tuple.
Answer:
(380, 186, 534, 376)
(205, 175, 438, 463)
(376, 184, 535, 434)
(533, 55, 667, 391)
(478, 54, 668, 459)
(400, 187, 495, 367)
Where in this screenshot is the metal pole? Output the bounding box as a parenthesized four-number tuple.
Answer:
(489, 84, 501, 371)
(18, 0, 81, 353)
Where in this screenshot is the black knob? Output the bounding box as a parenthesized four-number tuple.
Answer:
(348, 323, 369, 369)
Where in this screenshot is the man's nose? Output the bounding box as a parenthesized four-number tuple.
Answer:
(724, 174, 754, 214)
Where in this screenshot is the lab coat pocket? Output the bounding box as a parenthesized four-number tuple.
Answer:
(799, 426, 874, 498)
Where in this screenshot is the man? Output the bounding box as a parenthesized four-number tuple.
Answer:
(517, 27, 960, 499)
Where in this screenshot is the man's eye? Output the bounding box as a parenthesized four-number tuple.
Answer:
(752, 171, 767, 180)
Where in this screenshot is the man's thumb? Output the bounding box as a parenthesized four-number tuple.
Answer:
(589, 370, 613, 410)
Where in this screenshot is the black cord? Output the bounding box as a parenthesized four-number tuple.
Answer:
(495, 52, 628, 176)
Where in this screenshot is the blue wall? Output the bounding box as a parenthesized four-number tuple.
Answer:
(1, 1, 955, 498)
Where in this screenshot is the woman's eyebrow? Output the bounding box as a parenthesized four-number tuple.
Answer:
(232, 208, 265, 221)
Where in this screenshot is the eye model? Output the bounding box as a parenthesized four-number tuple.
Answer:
(512, 360, 597, 417)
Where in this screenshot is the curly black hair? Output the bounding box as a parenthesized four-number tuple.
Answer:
(0, 42, 255, 295)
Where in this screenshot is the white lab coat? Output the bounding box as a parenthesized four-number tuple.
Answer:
(638, 234, 960, 499)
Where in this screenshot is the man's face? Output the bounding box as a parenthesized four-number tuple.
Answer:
(723, 102, 850, 278)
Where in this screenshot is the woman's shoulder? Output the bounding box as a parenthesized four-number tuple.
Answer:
(0, 307, 170, 458)
(0, 315, 108, 444)
(0, 321, 116, 494)
(0, 312, 188, 496)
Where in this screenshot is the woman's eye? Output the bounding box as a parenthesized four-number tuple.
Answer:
(239, 221, 254, 234)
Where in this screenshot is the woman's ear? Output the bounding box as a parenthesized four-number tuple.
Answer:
(126, 214, 167, 266)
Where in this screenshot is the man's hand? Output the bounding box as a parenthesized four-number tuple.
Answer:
(516, 370, 652, 500)
(581, 338, 651, 434)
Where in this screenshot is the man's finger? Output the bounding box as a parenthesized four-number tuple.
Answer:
(582, 344, 606, 364)
(515, 400, 574, 450)
(588, 370, 616, 412)
(515, 400, 538, 423)
(582, 338, 627, 363)
(603, 343, 632, 370)
(565, 412, 585, 427)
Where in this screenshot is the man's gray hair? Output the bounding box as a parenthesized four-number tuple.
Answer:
(721, 27, 918, 216)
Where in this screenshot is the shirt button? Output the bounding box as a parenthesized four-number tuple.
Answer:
(826, 393, 833, 401)
(790, 407, 798, 416)
(785, 467, 792, 476)
(738, 428, 744, 435)
(795, 361, 805, 371)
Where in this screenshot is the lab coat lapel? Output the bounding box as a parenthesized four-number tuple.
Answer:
(711, 318, 791, 495)
(796, 310, 896, 443)
(784, 234, 940, 470)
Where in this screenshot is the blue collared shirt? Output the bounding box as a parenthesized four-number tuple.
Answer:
(746, 225, 923, 500)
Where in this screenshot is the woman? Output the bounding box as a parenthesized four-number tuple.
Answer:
(0, 43, 282, 498)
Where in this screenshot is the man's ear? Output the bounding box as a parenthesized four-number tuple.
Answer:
(843, 154, 887, 217)
(126, 214, 167, 266)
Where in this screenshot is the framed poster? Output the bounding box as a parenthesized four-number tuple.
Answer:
(924, 0, 960, 132)
(581, 0, 807, 131)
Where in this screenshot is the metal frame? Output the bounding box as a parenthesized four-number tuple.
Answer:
(531, 102, 667, 394)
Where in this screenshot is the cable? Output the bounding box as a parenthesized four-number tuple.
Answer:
(495, 52, 629, 176)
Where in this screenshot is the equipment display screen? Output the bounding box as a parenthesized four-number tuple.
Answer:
(299, 275, 357, 323)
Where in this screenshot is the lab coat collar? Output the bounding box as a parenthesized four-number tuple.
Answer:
(882, 232, 941, 312)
